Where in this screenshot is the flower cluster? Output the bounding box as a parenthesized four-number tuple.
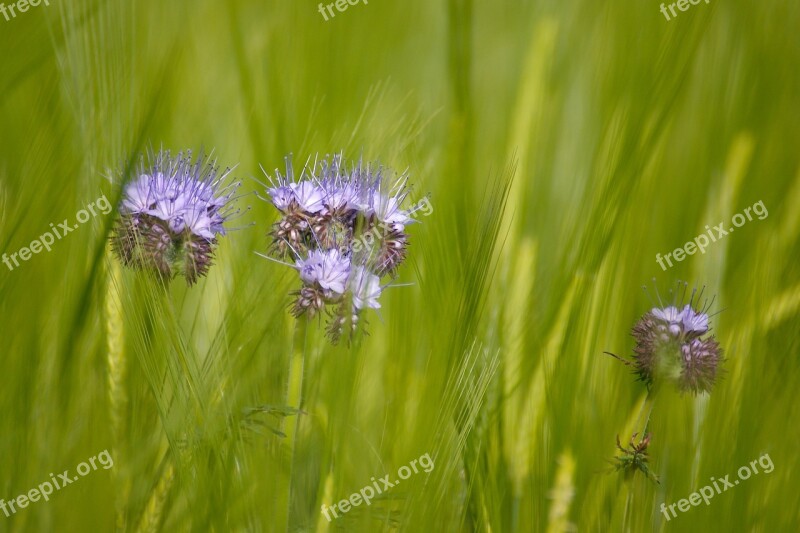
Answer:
(604, 284, 724, 485)
(112, 149, 240, 285)
(630, 290, 723, 395)
(263, 154, 417, 343)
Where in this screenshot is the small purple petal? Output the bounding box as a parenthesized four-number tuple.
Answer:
(349, 266, 382, 310)
(680, 304, 709, 334)
(268, 186, 294, 211)
(651, 306, 681, 324)
(290, 182, 325, 213)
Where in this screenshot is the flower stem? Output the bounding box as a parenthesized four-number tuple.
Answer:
(635, 387, 657, 436)
(284, 317, 308, 531)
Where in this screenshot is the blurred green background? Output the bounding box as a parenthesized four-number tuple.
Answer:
(1, 0, 799, 531)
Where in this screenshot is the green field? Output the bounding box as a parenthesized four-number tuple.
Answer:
(1, 0, 799, 531)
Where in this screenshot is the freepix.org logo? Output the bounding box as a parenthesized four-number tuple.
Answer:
(660, 453, 774, 521)
(1, 450, 114, 518)
(655, 200, 768, 271)
(321, 452, 434, 522)
(317, 0, 368, 22)
(0, 0, 50, 23)
(2, 193, 112, 272)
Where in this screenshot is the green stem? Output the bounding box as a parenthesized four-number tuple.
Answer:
(622, 386, 660, 531)
(284, 318, 308, 532)
(640, 401, 655, 437)
(635, 387, 657, 437)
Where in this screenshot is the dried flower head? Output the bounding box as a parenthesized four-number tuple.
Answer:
(612, 432, 660, 484)
(262, 154, 423, 343)
(112, 149, 241, 285)
(628, 282, 724, 394)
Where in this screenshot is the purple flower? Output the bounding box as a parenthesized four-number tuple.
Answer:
(680, 304, 709, 336)
(348, 266, 382, 310)
(651, 305, 681, 323)
(650, 304, 710, 340)
(296, 249, 350, 294)
(262, 154, 423, 343)
(179, 204, 220, 240)
(651, 305, 684, 337)
(112, 149, 240, 285)
(121, 173, 161, 213)
(323, 183, 360, 213)
(290, 181, 325, 213)
(267, 186, 294, 211)
(367, 194, 411, 228)
(628, 290, 723, 394)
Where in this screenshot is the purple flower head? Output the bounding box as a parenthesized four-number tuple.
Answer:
(624, 282, 723, 394)
(112, 149, 241, 285)
(261, 153, 424, 343)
